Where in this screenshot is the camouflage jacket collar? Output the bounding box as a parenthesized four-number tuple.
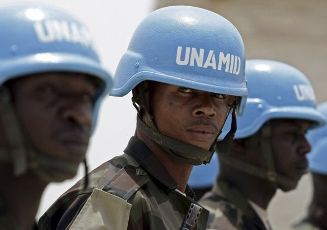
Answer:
(124, 136, 177, 191)
(124, 136, 194, 197)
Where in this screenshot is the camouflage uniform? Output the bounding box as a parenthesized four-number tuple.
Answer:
(38, 136, 209, 230)
(199, 180, 272, 230)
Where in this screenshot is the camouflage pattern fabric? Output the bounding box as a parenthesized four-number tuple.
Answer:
(199, 181, 270, 230)
(38, 136, 208, 230)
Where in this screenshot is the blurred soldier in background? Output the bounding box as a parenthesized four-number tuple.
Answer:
(293, 102, 327, 230)
(38, 5, 248, 230)
(188, 154, 219, 201)
(0, 3, 112, 229)
(191, 59, 325, 230)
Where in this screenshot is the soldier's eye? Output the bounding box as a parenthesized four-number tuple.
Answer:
(81, 90, 97, 104)
(213, 93, 226, 99)
(179, 87, 193, 94)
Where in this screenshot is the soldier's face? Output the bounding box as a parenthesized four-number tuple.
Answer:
(10, 72, 98, 179)
(270, 119, 312, 191)
(150, 82, 235, 150)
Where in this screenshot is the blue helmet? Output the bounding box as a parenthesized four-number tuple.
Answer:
(188, 154, 219, 188)
(0, 3, 112, 181)
(234, 59, 325, 138)
(307, 102, 327, 175)
(0, 3, 113, 120)
(111, 5, 247, 113)
(218, 59, 325, 190)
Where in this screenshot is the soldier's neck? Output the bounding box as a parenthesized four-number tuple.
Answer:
(219, 171, 276, 209)
(0, 164, 47, 229)
(136, 130, 192, 192)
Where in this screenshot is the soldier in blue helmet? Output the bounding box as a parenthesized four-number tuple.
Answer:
(0, 3, 112, 229)
(197, 59, 325, 230)
(293, 102, 327, 230)
(39, 5, 247, 229)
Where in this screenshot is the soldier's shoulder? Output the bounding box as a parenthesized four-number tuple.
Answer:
(38, 155, 142, 229)
(200, 191, 238, 215)
(202, 201, 238, 230)
(200, 193, 244, 230)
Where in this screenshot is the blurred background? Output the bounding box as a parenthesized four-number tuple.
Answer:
(1, 0, 326, 229)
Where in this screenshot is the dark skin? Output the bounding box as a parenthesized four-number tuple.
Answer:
(0, 72, 98, 229)
(219, 119, 312, 209)
(307, 172, 327, 228)
(137, 82, 235, 192)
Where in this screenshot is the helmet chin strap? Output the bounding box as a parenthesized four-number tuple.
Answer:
(0, 86, 88, 185)
(0, 87, 27, 175)
(134, 82, 238, 165)
(219, 122, 298, 190)
(137, 116, 214, 165)
(215, 107, 237, 154)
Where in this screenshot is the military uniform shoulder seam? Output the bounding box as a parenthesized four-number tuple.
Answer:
(103, 165, 149, 201)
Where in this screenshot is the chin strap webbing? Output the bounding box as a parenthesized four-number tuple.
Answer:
(0, 86, 28, 175)
(137, 116, 214, 165)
